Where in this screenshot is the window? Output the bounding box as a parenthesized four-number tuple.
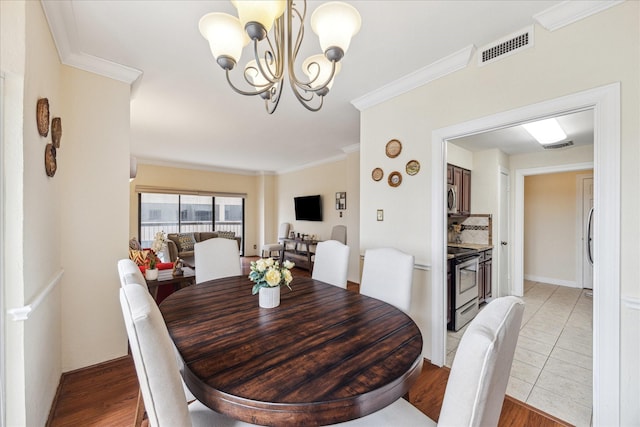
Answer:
(148, 209, 162, 220)
(138, 192, 244, 254)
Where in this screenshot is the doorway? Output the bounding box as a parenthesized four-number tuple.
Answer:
(431, 83, 621, 424)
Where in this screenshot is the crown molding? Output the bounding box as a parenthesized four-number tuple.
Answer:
(40, 0, 143, 85)
(351, 45, 475, 112)
(136, 157, 262, 176)
(341, 143, 360, 154)
(534, 0, 625, 32)
(276, 153, 348, 175)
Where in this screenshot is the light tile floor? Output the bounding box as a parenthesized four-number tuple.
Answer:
(446, 281, 593, 426)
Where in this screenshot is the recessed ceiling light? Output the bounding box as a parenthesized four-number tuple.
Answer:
(522, 118, 567, 145)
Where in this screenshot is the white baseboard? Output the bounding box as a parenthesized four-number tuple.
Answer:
(524, 274, 580, 288)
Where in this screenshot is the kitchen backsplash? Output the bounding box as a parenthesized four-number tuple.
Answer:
(448, 214, 492, 245)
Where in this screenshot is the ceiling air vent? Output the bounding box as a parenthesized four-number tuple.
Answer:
(543, 140, 574, 150)
(479, 26, 534, 66)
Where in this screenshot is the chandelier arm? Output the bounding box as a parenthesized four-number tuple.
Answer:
(286, 0, 335, 95)
(264, 80, 284, 114)
(252, 39, 280, 84)
(286, 0, 307, 89)
(286, 0, 319, 106)
(291, 87, 324, 112)
(299, 58, 338, 93)
(273, 14, 285, 80)
(224, 69, 274, 97)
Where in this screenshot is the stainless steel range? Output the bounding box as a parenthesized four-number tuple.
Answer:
(448, 247, 480, 331)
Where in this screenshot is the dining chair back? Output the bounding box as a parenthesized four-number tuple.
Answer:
(120, 283, 192, 426)
(439, 295, 525, 426)
(334, 296, 524, 427)
(312, 240, 350, 288)
(117, 258, 145, 287)
(330, 225, 347, 244)
(360, 247, 414, 313)
(120, 283, 257, 427)
(261, 222, 290, 259)
(194, 238, 242, 284)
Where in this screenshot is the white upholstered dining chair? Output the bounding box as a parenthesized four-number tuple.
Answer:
(117, 259, 197, 426)
(312, 240, 350, 288)
(117, 258, 146, 288)
(119, 283, 258, 427)
(335, 296, 525, 427)
(194, 238, 242, 284)
(261, 222, 290, 259)
(360, 247, 414, 313)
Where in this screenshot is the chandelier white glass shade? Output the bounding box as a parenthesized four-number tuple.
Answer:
(198, 0, 361, 113)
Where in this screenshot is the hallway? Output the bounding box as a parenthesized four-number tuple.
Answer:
(447, 281, 593, 426)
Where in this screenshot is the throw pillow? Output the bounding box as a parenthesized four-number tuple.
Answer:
(129, 237, 141, 250)
(177, 233, 196, 252)
(218, 231, 236, 239)
(129, 249, 150, 266)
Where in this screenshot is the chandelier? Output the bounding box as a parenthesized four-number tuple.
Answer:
(198, 0, 361, 114)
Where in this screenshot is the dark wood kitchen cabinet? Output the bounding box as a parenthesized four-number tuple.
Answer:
(478, 249, 492, 304)
(461, 169, 471, 215)
(447, 163, 471, 216)
(447, 259, 452, 326)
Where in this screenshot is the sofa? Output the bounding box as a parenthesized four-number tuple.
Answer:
(166, 231, 241, 264)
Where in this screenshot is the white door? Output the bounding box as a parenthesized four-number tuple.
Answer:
(499, 169, 510, 296)
(582, 176, 594, 289)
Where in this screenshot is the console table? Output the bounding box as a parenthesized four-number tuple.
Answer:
(282, 238, 318, 271)
(145, 267, 195, 302)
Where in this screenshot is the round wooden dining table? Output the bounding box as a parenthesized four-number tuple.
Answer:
(160, 275, 423, 426)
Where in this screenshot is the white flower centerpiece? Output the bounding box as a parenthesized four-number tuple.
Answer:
(249, 258, 295, 308)
(151, 231, 167, 261)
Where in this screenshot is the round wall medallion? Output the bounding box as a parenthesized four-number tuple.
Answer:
(37, 98, 50, 137)
(51, 117, 62, 148)
(388, 171, 402, 187)
(44, 143, 57, 177)
(406, 159, 420, 176)
(385, 139, 402, 158)
(371, 167, 384, 181)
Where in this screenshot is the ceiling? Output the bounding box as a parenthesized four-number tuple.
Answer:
(450, 109, 594, 155)
(43, 0, 592, 174)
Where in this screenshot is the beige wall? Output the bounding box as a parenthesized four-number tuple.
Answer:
(128, 158, 359, 272)
(524, 170, 592, 285)
(2, 1, 131, 424)
(275, 152, 360, 283)
(359, 3, 638, 422)
(3, 2, 62, 425)
(59, 66, 131, 371)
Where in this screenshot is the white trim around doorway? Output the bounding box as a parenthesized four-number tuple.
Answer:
(431, 83, 620, 425)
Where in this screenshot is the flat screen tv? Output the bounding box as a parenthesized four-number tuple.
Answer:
(294, 195, 322, 221)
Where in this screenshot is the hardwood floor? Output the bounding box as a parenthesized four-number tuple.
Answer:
(47, 355, 570, 427)
(47, 258, 571, 426)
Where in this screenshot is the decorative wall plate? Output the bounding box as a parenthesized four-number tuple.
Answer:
(385, 139, 402, 158)
(371, 167, 384, 181)
(44, 143, 57, 177)
(37, 98, 50, 137)
(388, 171, 402, 187)
(406, 159, 420, 176)
(51, 117, 62, 148)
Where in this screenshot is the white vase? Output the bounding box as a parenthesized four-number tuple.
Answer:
(145, 268, 159, 281)
(259, 286, 280, 308)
